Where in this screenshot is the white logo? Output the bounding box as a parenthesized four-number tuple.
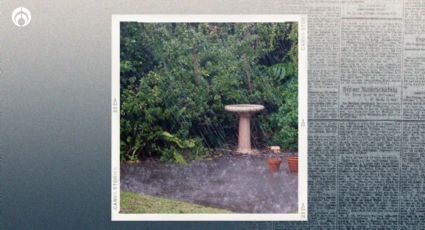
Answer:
(12, 7, 31, 27)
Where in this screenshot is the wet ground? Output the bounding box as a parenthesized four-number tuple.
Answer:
(120, 152, 298, 213)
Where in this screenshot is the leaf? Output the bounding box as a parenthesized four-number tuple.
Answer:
(268, 63, 286, 81)
(173, 152, 187, 165)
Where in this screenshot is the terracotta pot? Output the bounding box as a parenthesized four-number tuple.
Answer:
(267, 157, 282, 173)
(287, 156, 298, 173)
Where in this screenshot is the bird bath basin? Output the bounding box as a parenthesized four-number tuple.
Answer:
(225, 104, 264, 154)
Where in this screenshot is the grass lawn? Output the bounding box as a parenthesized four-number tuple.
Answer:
(120, 192, 232, 213)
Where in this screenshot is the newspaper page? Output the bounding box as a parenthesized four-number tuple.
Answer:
(275, 0, 425, 229)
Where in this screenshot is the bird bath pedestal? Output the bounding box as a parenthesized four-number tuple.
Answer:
(225, 104, 264, 154)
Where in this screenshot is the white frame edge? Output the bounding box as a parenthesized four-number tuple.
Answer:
(111, 14, 308, 221)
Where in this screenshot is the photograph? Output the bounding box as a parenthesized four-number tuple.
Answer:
(6, 0, 425, 229)
(111, 15, 307, 221)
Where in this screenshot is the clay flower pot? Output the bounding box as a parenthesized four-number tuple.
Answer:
(287, 155, 298, 173)
(267, 157, 282, 173)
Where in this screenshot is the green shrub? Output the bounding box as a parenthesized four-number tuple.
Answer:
(120, 22, 298, 163)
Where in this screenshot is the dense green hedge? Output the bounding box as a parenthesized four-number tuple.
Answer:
(120, 22, 298, 162)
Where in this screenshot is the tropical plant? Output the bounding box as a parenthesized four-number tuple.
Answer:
(120, 22, 298, 163)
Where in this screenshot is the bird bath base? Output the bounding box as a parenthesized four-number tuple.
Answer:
(225, 104, 264, 155)
(236, 148, 261, 155)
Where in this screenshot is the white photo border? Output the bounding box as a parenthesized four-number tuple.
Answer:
(111, 14, 308, 221)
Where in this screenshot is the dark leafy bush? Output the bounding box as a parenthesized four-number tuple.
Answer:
(120, 22, 298, 162)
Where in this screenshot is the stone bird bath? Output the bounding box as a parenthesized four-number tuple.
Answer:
(225, 104, 264, 154)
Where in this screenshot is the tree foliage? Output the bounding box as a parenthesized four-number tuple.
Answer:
(120, 22, 298, 162)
